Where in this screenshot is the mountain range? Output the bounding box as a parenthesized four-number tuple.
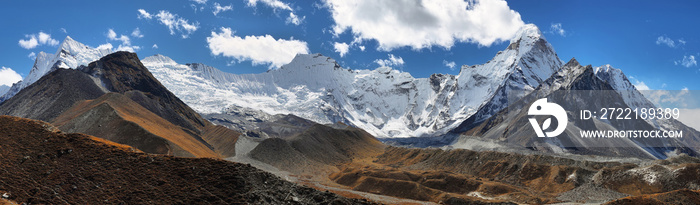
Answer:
(2, 24, 700, 204)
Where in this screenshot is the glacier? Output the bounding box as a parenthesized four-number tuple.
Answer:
(143, 24, 563, 138)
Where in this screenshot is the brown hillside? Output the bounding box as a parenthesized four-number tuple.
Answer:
(250, 124, 386, 176)
(0, 115, 374, 204)
(82, 51, 239, 157)
(52, 92, 218, 158)
(605, 189, 700, 205)
(0, 51, 239, 158)
(84, 51, 207, 133)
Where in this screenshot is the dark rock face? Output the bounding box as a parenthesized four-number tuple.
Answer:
(83, 51, 208, 133)
(0, 115, 373, 204)
(0, 51, 239, 158)
(0, 69, 105, 122)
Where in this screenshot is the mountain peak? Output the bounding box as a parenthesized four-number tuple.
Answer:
(279, 53, 342, 71)
(142, 54, 177, 65)
(564, 57, 580, 67)
(57, 36, 87, 54)
(510, 24, 544, 44)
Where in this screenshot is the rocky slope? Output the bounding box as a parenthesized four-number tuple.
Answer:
(360, 146, 700, 204)
(249, 123, 386, 175)
(52, 93, 219, 158)
(0, 115, 373, 204)
(459, 58, 700, 159)
(0, 51, 239, 158)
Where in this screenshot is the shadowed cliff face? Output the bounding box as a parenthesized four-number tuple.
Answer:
(0, 115, 373, 205)
(0, 69, 105, 122)
(0, 51, 239, 158)
(83, 51, 208, 133)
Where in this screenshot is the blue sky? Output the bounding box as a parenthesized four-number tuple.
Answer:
(1, 0, 698, 92)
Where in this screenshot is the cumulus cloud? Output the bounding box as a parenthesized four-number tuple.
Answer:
(97, 43, 114, 51)
(106, 29, 140, 52)
(153, 10, 200, 38)
(247, 0, 304, 25)
(0, 67, 22, 87)
(138, 9, 198, 38)
(152, 44, 159, 49)
(28, 52, 36, 60)
(633, 80, 650, 91)
(137, 9, 153, 19)
(286, 12, 304, 25)
(550, 23, 565, 36)
(374, 54, 404, 67)
(131, 27, 144, 38)
(324, 0, 524, 51)
(18, 32, 59, 49)
(675, 55, 697, 68)
(643, 88, 690, 108)
(207, 27, 309, 69)
(213, 2, 233, 16)
(656, 36, 677, 48)
(333, 42, 349, 57)
(191, 0, 207, 4)
(443, 60, 456, 70)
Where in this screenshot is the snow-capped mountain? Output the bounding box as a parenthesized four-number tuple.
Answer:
(0, 36, 112, 102)
(453, 24, 563, 132)
(143, 24, 563, 138)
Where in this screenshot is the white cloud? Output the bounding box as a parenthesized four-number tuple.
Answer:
(324, 0, 524, 51)
(107, 29, 131, 45)
(286, 12, 304, 25)
(633, 80, 650, 91)
(0, 67, 22, 87)
(191, 0, 207, 4)
(151, 10, 200, 38)
(131, 27, 144, 38)
(679, 39, 686, 45)
(18, 32, 59, 49)
(247, 0, 292, 10)
(675, 55, 697, 68)
(643, 88, 690, 108)
(191, 4, 206, 13)
(61, 28, 67, 33)
(213, 2, 233, 16)
(359, 45, 365, 51)
(374, 54, 404, 67)
(152, 44, 159, 49)
(550, 23, 565, 36)
(28, 52, 36, 60)
(333, 42, 349, 57)
(656, 36, 676, 48)
(443, 60, 456, 70)
(106, 29, 140, 52)
(247, 0, 304, 25)
(97, 43, 114, 51)
(137, 9, 153, 19)
(207, 27, 309, 69)
(116, 44, 141, 52)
